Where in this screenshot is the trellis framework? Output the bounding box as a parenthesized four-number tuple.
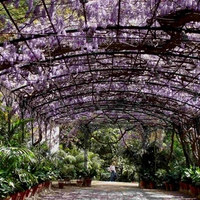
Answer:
(0, 0, 199, 131)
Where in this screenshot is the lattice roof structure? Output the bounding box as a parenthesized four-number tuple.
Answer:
(0, 0, 199, 128)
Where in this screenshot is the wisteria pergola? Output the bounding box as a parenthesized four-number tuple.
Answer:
(0, 0, 200, 133)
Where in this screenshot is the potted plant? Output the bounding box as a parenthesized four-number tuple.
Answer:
(180, 167, 193, 193)
(187, 166, 200, 197)
(55, 166, 71, 188)
(76, 167, 87, 187)
(76, 170, 84, 187)
(0, 147, 38, 199)
(83, 168, 97, 187)
(192, 168, 200, 196)
(139, 170, 148, 189)
(139, 169, 154, 189)
(0, 176, 15, 200)
(58, 179, 65, 189)
(55, 168, 66, 189)
(163, 170, 180, 191)
(148, 175, 156, 189)
(76, 178, 83, 187)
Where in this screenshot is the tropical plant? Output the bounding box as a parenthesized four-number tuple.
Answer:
(181, 166, 200, 187)
(192, 169, 200, 187)
(0, 176, 15, 199)
(53, 146, 103, 180)
(87, 151, 103, 178)
(31, 154, 59, 182)
(0, 146, 39, 196)
(50, 149, 76, 180)
(0, 146, 37, 172)
(181, 166, 195, 184)
(0, 98, 34, 146)
(14, 169, 38, 190)
(164, 171, 180, 185)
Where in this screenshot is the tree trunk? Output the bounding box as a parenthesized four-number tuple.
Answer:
(83, 124, 90, 169)
(176, 125, 193, 167)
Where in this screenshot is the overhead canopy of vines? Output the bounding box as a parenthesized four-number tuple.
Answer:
(0, 0, 199, 128)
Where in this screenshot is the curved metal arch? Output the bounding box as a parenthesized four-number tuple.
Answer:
(0, 1, 199, 128)
(14, 57, 200, 100)
(37, 95, 194, 124)
(46, 101, 182, 127)
(29, 85, 200, 112)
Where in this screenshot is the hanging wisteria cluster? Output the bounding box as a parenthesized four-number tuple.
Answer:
(0, 0, 199, 128)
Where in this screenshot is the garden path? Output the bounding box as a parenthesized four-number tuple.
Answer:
(39, 181, 197, 200)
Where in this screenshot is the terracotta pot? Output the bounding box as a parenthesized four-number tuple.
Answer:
(149, 181, 155, 189)
(15, 192, 21, 200)
(25, 189, 32, 198)
(164, 182, 170, 191)
(183, 182, 190, 191)
(179, 181, 184, 190)
(85, 178, 92, 187)
(44, 181, 51, 188)
(139, 180, 146, 188)
(37, 183, 43, 193)
(76, 180, 83, 187)
(189, 184, 198, 196)
(197, 187, 200, 195)
(9, 193, 18, 200)
(169, 183, 176, 191)
(58, 181, 65, 189)
(18, 191, 27, 200)
(31, 185, 39, 196)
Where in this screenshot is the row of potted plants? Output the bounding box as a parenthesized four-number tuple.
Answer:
(139, 170, 157, 189)
(139, 165, 200, 197)
(3, 180, 52, 200)
(0, 162, 57, 200)
(0, 146, 60, 200)
(0, 146, 103, 199)
(139, 166, 182, 191)
(160, 165, 200, 198)
(76, 167, 98, 187)
(163, 170, 180, 191)
(179, 166, 200, 197)
(57, 167, 96, 188)
(55, 147, 103, 187)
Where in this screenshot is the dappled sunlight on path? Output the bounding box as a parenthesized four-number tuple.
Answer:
(38, 181, 197, 200)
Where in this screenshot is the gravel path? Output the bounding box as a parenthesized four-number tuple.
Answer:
(38, 181, 198, 200)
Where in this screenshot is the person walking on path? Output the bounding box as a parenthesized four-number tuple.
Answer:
(109, 162, 117, 181)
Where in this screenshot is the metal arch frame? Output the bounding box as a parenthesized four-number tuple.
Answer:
(0, 1, 199, 127)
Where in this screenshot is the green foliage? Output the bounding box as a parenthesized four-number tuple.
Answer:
(0, 146, 38, 197)
(0, 0, 34, 42)
(15, 168, 38, 189)
(91, 128, 119, 153)
(0, 146, 37, 172)
(180, 166, 200, 186)
(192, 167, 200, 187)
(0, 100, 34, 146)
(99, 171, 110, 181)
(49, 148, 77, 179)
(163, 168, 181, 184)
(0, 176, 16, 199)
(32, 158, 58, 183)
(0, 145, 59, 198)
(0, 108, 7, 144)
(54, 147, 104, 180)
